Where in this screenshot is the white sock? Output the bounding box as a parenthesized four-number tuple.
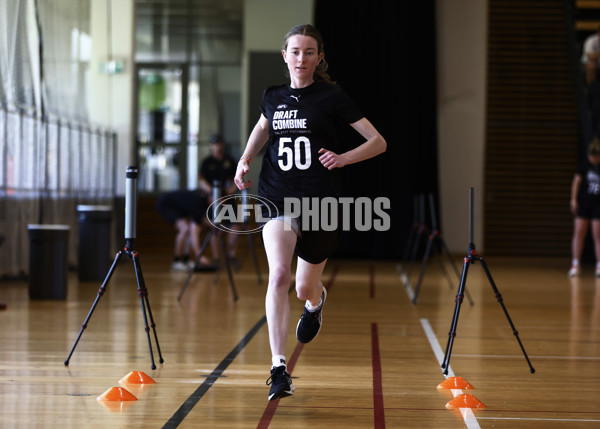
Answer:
(305, 288, 324, 312)
(272, 355, 286, 368)
(305, 296, 322, 312)
(572, 259, 579, 267)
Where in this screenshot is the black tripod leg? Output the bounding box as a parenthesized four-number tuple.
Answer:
(214, 231, 239, 301)
(177, 229, 214, 301)
(478, 257, 535, 373)
(432, 237, 454, 289)
(247, 232, 262, 285)
(441, 257, 470, 374)
(406, 226, 426, 280)
(64, 250, 124, 366)
(412, 231, 436, 304)
(131, 251, 163, 369)
(400, 222, 418, 272)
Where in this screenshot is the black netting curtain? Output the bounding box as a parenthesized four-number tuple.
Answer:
(0, 0, 116, 276)
(315, 0, 437, 259)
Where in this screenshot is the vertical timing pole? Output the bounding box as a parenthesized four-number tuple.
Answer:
(212, 180, 238, 301)
(212, 180, 221, 223)
(125, 166, 138, 250)
(469, 187, 474, 247)
(241, 188, 249, 222)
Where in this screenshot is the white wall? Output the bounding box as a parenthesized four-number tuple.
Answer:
(436, 0, 488, 252)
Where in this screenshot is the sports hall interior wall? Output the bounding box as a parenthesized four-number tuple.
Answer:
(483, 0, 579, 258)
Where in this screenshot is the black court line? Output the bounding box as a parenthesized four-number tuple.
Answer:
(162, 315, 267, 428)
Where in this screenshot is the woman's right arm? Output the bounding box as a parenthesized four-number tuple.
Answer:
(234, 114, 270, 190)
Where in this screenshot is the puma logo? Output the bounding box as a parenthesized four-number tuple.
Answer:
(290, 95, 300, 102)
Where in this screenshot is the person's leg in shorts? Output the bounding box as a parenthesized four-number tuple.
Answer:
(294, 228, 338, 343)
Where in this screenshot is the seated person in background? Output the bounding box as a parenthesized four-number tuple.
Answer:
(198, 134, 241, 267)
(156, 189, 214, 271)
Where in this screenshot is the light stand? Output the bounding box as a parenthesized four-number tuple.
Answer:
(412, 193, 474, 305)
(440, 187, 534, 375)
(214, 189, 263, 285)
(64, 166, 164, 370)
(398, 194, 419, 277)
(177, 180, 239, 302)
(405, 194, 427, 282)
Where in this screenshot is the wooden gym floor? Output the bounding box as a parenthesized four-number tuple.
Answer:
(0, 238, 599, 428)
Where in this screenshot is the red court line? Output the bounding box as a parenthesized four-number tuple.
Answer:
(257, 342, 305, 428)
(256, 266, 339, 429)
(372, 322, 385, 428)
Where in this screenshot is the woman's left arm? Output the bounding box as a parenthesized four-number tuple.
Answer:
(318, 117, 387, 170)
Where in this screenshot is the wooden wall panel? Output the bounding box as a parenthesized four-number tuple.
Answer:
(484, 0, 579, 256)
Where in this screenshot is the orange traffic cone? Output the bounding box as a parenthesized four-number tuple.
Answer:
(119, 371, 156, 385)
(445, 393, 485, 409)
(97, 387, 138, 402)
(437, 376, 474, 390)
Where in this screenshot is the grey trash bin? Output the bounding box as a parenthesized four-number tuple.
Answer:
(77, 205, 112, 282)
(28, 224, 70, 300)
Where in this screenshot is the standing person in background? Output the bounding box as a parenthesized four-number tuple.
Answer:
(569, 138, 600, 277)
(582, 25, 600, 85)
(234, 24, 386, 400)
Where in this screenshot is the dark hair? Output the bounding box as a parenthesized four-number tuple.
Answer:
(282, 24, 335, 84)
(209, 134, 223, 144)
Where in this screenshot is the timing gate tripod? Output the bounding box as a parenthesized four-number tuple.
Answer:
(64, 166, 164, 370)
(440, 188, 535, 375)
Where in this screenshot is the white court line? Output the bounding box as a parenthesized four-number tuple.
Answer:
(420, 320, 600, 426)
(400, 272, 415, 302)
(420, 318, 481, 429)
(453, 353, 600, 361)
(477, 417, 600, 423)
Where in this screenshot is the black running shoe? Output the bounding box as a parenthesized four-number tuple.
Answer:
(266, 366, 295, 400)
(296, 287, 327, 343)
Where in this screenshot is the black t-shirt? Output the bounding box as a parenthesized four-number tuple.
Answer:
(200, 155, 236, 186)
(577, 158, 600, 202)
(257, 82, 364, 211)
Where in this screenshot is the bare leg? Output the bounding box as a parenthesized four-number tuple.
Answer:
(174, 218, 191, 258)
(592, 219, 600, 272)
(572, 217, 590, 263)
(262, 220, 297, 356)
(295, 258, 327, 306)
(189, 222, 212, 264)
